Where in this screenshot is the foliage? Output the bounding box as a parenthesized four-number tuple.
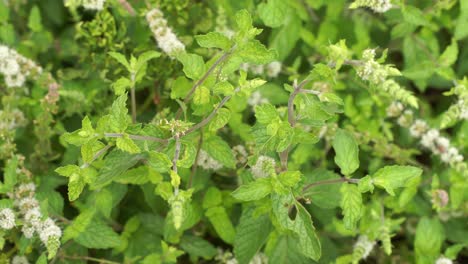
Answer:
(0, 0, 467, 263)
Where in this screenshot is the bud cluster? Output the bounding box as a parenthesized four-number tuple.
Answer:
(352, 235, 375, 263)
(350, 0, 392, 13)
(240, 61, 282, 78)
(250, 156, 276, 178)
(146, 9, 185, 57)
(8, 182, 62, 257)
(0, 45, 43, 88)
(197, 150, 223, 171)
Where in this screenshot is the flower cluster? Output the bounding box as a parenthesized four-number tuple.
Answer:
(350, 0, 392, 13)
(356, 50, 418, 108)
(197, 150, 223, 170)
(0, 109, 26, 137)
(11, 256, 29, 264)
(435, 257, 453, 264)
(248, 91, 269, 106)
(146, 8, 185, 57)
(440, 83, 468, 128)
(0, 45, 43, 88)
(0, 208, 15, 230)
(82, 0, 106, 10)
(8, 182, 62, 258)
(232, 145, 248, 165)
(387, 101, 466, 175)
(250, 156, 276, 178)
(431, 189, 449, 209)
(240, 61, 282, 78)
(352, 235, 375, 263)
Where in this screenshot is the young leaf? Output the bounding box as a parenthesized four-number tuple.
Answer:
(177, 53, 206, 80)
(255, 103, 279, 124)
(195, 32, 232, 50)
(203, 136, 236, 168)
(209, 108, 231, 131)
(340, 184, 363, 230)
(108, 52, 130, 70)
(258, 0, 289, 28)
(372, 165, 423, 196)
(232, 178, 272, 201)
(332, 129, 360, 176)
(414, 217, 445, 264)
(234, 208, 272, 264)
(205, 206, 236, 244)
(116, 136, 141, 154)
(75, 220, 121, 249)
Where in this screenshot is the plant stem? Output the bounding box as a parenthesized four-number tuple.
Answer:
(302, 177, 359, 192)
(175, 51, 231, 119)
(104, 133, 167, 143)
(188, 131, 203, 189)
(61, 255, 120, 264)
(280, 79, 311, 170)
(184, 88, 239, 135)
(80, 145, 111, 169)
(172, 135, 182, 195)
(130, 85, 137, 124)
(118, 0, 136, 15)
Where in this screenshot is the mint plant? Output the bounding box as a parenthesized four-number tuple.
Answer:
(0, 1, 467, 263)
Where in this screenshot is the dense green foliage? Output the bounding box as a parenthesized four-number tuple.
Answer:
(0, 0, 467, 263)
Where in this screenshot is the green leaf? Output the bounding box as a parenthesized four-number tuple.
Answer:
(177, 53, 206, 80)
(340, 184, 362, 230)
(95, 188, 113, 218)
(112, 77, 132, 95)
(195, 32, 232, 50)
(109, 94, 130, 132)
(68, 172, 86, 201)
(171, 76, 192, 99)
(209, 108, 231, 131)
(203, 136, 236, 168)
(277, 171, 301, 187)
(0, 156, 18, 193)
(258, 0, 289, 28)
(75, 220, 121, 249)
(266, 234, 310, 264)
(180, 235, 218, 260)
(63, 209, 96, 242)
(202, 187, 223, 209)
(114, 166, 161, 185)
(28, 6, 42, 32)
(255, 103, 279, 124)
(213, 81, 235, 95)
(108, 52, 130, 70)
(332, 129, 360, 176)
(303, 169, 342, 209)
(415, 217, 445, 264)
(134, 50, 160, 74)
(205, 206, 236, 244)
(402, 6, 428, 26)
(234, 208, 272, 264)
(238, 40, 277, 64)
(147, 151, 172, 173)
(372, 165, 423, 196)
(116, 136, 141, 154)
(193, 86, 210, 105)
(232, 178, 272, 201)
(55, 165, 80, 177)
(93, 150, 145, 188)
(439, 39, 458, 67)
(293, 203, 321, 261)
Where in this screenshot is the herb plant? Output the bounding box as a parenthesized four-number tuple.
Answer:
(0, 0, 467, 263)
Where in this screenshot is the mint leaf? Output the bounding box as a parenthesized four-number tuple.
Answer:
(177, 53, 206, 80)
(232, 178, 272, 201)
(372, 165, 423, 196)
(340, 184, 362, 230)
(195, 32, 232, 50)
(258, 0, 289, 28)
(332, 129, 359, 176)
(205, 206, 236, 244)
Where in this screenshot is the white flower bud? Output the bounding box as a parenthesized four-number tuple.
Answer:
(409, 119, 428, 138)
(146, 9, 185, 57)
(435, 257, 453, 264)
(197, 150, 223, 170)
(11, 256, 29, 264)
(266, 61, 282, 78)
(0, 208, 15, 230)
(251, 156, 276, 178)
(386, 101, 404, 117)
